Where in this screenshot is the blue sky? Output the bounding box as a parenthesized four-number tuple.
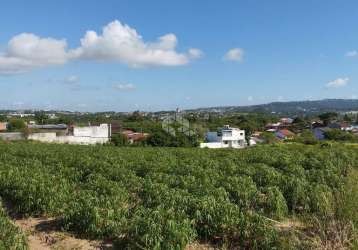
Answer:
(1, 0, 358, 111)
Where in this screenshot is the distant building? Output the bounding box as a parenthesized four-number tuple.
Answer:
(275, 129, 295, 140)
(265, 118, 293, 131)
(328, 122, 342, 129)
(48, 114, 58, 119)
(0, 122, 7, 132)
(9, 113, 34, 118)
(72, 124, 110, 138)
(265, 122, 281, 131)
(280, 118, 294, 125)
(352, 127, 358, 135)
(311, 120, 325, 128)
(28, 124, 68, 130)
(121, 130, 149, 143)
(200, 125, 246, 149)
(251, 131, 262, 137)
(28, 124, 68, 136)
(312, 127, 331, 140)
(28, 124, 111, 145)
(339, 122, 353, 131)
(249, 136, 264, 146)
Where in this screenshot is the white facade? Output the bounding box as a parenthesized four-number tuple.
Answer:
(73, 124, 109, 138)
(200, 125, 246, 149)
(28, 124, 111, 145)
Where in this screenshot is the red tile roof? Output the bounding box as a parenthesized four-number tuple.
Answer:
(278, 129, 295, 137)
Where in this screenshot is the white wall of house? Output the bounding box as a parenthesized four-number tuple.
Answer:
(28, 124, 110, 145)
(0, 132, 24, 141)
(56, 136, 109, 145)
(73, 124, 110, 138)
(28, 133, 57, 142)
(200, 142, 231, 148)
(29, 132, 110, 145)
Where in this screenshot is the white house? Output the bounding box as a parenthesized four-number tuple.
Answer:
(28, 124, 111, 145)
(73, 124, 110, 138)
(200, 125, 246, 149)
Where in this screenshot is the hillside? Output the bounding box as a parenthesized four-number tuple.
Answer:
(187, 99, 358, 115)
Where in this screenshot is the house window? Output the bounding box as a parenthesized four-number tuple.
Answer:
(222, 132, 232, 137)
(223, 141, 229, 144)
(240, 133, 243, 136)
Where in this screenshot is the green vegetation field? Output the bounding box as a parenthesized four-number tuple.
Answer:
(0, 141, 357, 249)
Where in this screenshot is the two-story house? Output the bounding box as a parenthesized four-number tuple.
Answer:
(200, 125, 246, 149)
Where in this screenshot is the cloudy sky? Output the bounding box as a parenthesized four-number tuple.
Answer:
(1, 0, 358, 111)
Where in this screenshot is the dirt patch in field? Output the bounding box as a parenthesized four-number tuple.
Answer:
(2, 200, 112, 250)
(185, 242, 220, 250)
(275, 218, 305, 231)
(14, 216, 113, 250)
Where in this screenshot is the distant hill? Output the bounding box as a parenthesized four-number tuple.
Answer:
(2, 99, 358, 115)
(187, 99, 358, 115)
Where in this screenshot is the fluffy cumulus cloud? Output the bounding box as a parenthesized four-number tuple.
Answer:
(69, 20, 200, 67)
(326, 77, 349, 88)
(0, 33, 69, 74)
(224, 48, 244, 62)
(0, 20, 201, 75)
(113, 83, 136, 91)
(345, 50, 357, 57)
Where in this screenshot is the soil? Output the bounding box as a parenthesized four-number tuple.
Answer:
(14, 217, 113, 250)
(3, 201, 113, 250)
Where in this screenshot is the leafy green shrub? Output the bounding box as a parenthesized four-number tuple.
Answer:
(294, 130, 318, 145)
(111, 133, 129, 146)
(7, 119, 26, 132)
(259, 186, 288, 219)
(324, 129, 358, 142)
(280, 176, 309, 212)
(62, 190, 129, 238)
(223, 176, 258, 210)
(0, 200, 27, 250)
(309, 184, 335, 216)
(123, 207, 196, 250)
(0, 164, 72, 215)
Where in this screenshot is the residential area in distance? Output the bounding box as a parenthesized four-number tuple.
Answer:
(1, 98, 358, 147)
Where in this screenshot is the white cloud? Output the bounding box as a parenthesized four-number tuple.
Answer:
(70, 20, 199, 67)
(345, 50, 357, 57)
(64, 75, 79, 84)
(0, 33, 69, 74)
(326, 77, 349, 88)
(224, 48, 244, 62)
(188, 48, 203, 59)
(247, 96, 253, 101)
(113, 83, 136, 91)
(0, 20, 201, 75)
